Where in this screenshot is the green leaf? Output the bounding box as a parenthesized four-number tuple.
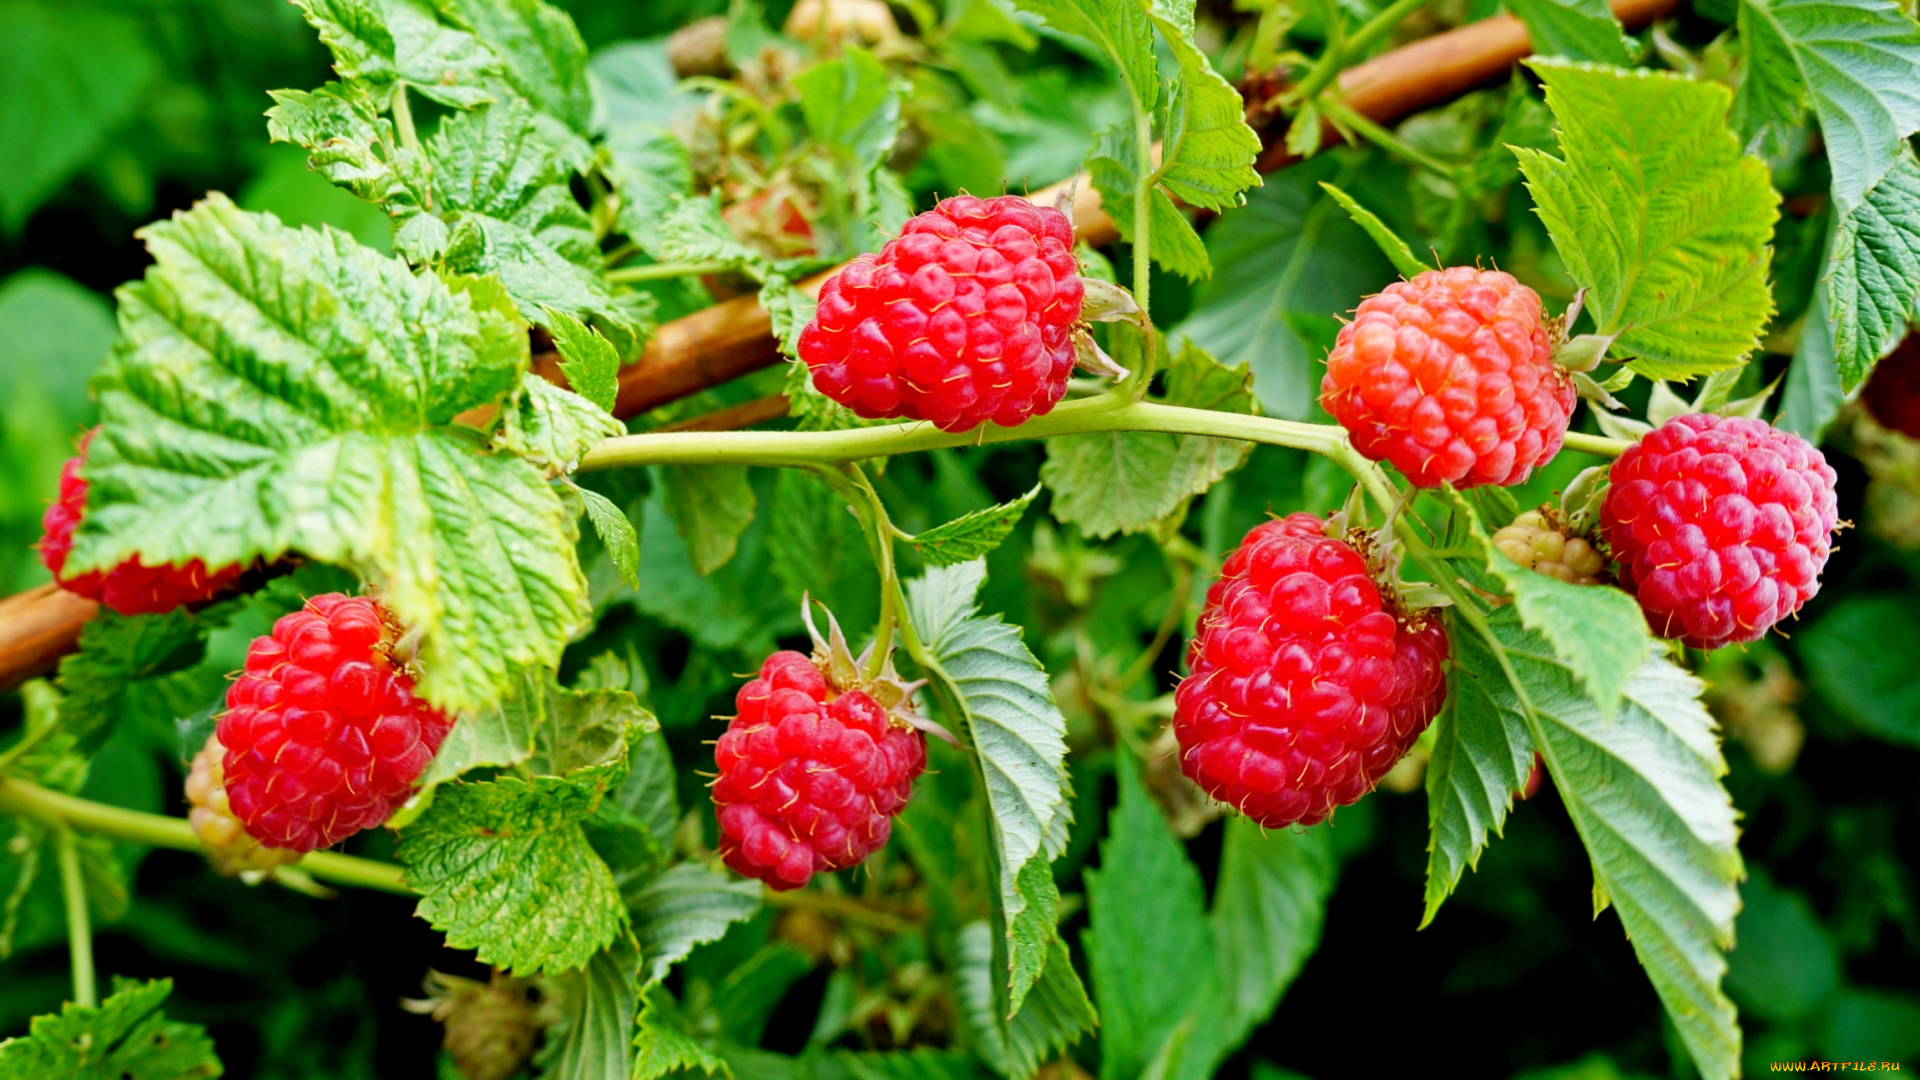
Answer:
(265, 81, 427, 221)
(1828, 147, 1920, 390)
(587, 727, 679, 894)
(630, 862, 763, 985)
(909, 485, 1040, 567)
(440, 0, 594, 139)
(1317, 182, 1432, 279)
(1204, 819, 1335, 1057)
(400, 727, 631, 974)
(1146, 2, 1261, 213)
(766, 470, 878, 633)
(54, 610, 208, 755)
(1086, 753, 1220, 1080)
(661, 465, 757, 575)
(580, 486, 642, 591)
(1041, 338, 1253, 537)
(632, 484, 794, 653)
(0, 978, 220, 1080)
(1731, 0, 1808, 156)
(1009, 0, 1156, 112)
(504, 375, 624, 473)
(633, 987, 728, 1080)
(1089, 141, 1213, 282)
(545, 307, 621, 413)
(1503, 0, 1632, 63)
(539, 937, 641, 1080)
(794, 46, 902, 172)
(1734, 0, 1920, 214)
(958, 924, 1097, 1079)
(907, 562, 1072, 1011)
(71, 196, 588, 716)
(1798, 593, 1920, 746)
(1516, 60, 1780, 379)
(292, 0, 499, 109)
(1777, 275, 1845, 439)
(0, 0, 159, 232)
(413, 666, 547, 789)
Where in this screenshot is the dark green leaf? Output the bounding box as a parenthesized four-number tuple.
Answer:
(1777, 274, 1845, 439)
(1503, 0, 1632, 63)
(766, 469, 878, 633)
(55, 610, 208, 755)
(0, 978, 221, 1080)
(630, 862, 763, 985)
(1798, 593, 1920, 746)
(909, 484, 1040, 567)
(1318, 182, 1431, 279)
(539, 937, 642, 1080)
(958, 924, 1097, 1079)
(661, 465, 757, 575)
(581, 487, 642, 591)
(1828, 147, 1920, 390)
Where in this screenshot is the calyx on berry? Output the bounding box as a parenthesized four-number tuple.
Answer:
(799, 598, 953, 746)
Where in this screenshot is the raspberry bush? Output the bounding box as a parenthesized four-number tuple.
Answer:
(0, 0, 1916, 1078)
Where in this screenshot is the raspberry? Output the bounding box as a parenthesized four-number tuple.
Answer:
(1321, 267, 1576, 488)
(713, 649, 927, 891)
(216, 593, 454, 852)
(1861, 332, 1920, 439)
(1173, 513, 1450, 828)
(39, 429, 244, 614)
(796, 193, 1085, 432)
(1491, 509, 1607, 585)
(1601, 413, 1839, 649)
(184, 733, 303, 877)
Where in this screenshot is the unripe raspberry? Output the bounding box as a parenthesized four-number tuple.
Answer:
(796, 193, 1085, 432)
(217, 593, 454, 852)
(39, 430, 243, 614)
(1321, 267, 1576, 488)
(404, 970, 546, 1080)
(185, 734, 303, 877)
(1601, 413, 1839, 649)
(1491, 509, 1607, 585)
(1173, 513, 1450, 828)
(713, 649, 927, 891)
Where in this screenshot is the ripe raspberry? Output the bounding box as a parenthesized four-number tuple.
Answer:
(713, 649, 927, 891)
(39, 430, 244, 614)
(1491, 509, 1607, 585)
(216, 593, 454, 852)
(1321, 267, 1576, 488)
(1861, 332, 1920, 439)
(1174, 513, 1450, 828)
(796, 193, 1085, 432)
(1601, 413, 1840, 649)
(185, 733, 303, 877)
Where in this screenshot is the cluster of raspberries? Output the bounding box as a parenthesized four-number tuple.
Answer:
(797, 193, 1085, 432)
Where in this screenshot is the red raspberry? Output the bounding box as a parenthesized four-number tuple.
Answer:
(39, 429, 244, 614)
(216, 593, 454, 852)
(1321, 267, 1575, 488)
(1173, 513, 1450, 828)
(712, 650, 926, 890)
(1861, 332, 1920, 439)
(796, 193, 1085, 433)
(1601, 413, 1839, 650)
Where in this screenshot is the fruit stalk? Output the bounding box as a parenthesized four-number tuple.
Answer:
(57, 826, 97, 1008)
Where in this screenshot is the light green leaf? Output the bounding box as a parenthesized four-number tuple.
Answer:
(292, 0, 499, 108)
(414, 666, 546, 789)
(633, 988, 729, 1080)
(661, 465, 757, 575)
(1798, 593, 1920, 746)
(440, 0, 594, 138)
(1009, 0, 1156, 111)
(580, 487, 641, 590)
(69, 196, 587, 716)
(265, 82, 427, 221)
(958, 924, 1097, 1079)
(630, 862, 764, 985)
(1828, 146, 1920, 390)
(544, 307, 620, 413)
(794, 45, 902, 172)
(1516, 60, 1780, 379)
(909, 484, 1040, 567)
(0, 978, 220, 1080)
(504, 375, 624, 473)
(1734, 0, 1920, 214)
(0, 0, 158, 232)
(1089, 141, 1213, 282)
(760, 277, 817, 360)
(1147, 3, 1261, 213)
(608, 127, 695, 255)
(907, 562, 1072, 1011)
(1503, 0, 1632, 63)
(538, 937, 641, 1080)
(1777, 272, 1845, 439)
(1318, 182, 1431, 279)
(1731, 0, 1808, 156)
(1041, 338, 1253, 537)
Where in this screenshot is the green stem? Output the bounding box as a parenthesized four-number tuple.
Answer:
(0, 722, 60, 775)
(605, 261, 732, 284)
(390, 84, 421, 156)
(762, 885, 918, 933)
(602, 240, 642, 268)
(56, 828, 96, 1008)
(1562, 431, 1633, 458)
(1345, 0, 1431, 55)
(841, 466, 901, 680)
(1120, 104, 1157, 401)
(1321, 98, 1458, 178)
(1293, 0, 1427, 102)
(0, 779, 412, 896)
(1290, 0, 1351, 104)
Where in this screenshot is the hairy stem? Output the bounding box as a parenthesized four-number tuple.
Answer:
(1321, 98, 1460, 178)
(762, 885, 919, 933)
(57, 828, 96, 1008)
(844, 467, 901, 680)
(390, 84, 421, 156)
(1127, 105, 1156, 401)
(605, 261, 732, 284)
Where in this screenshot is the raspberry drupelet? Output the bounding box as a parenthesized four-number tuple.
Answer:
(796, 193, 1085, 432)
(1321, 267, 1576, 488)
(217, 593, 454, 852)
(1601, 413, 1840, 649)
(1173, 513, 1450, 828)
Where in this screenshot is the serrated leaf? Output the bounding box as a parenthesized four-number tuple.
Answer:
(760, 277, 816, 360)
(1205, 819, 1334, 1051)
(633, 987, 729, 1080)
(544, 307, 620, 413)
(400, 734, 630, 975)
(1009, 0, 1156, 111)
(958, 924, 1097, 1080)
(292, 0, 499, 109)
(907, 562, 1072, 1011)
(580, 486, 641, 590)
(69, 196, 589, 717)
(1828, 147, 1920, 390)
(1041, 338, 1252, 537)
(661, 464, 757, 575)
(794, 45, 902, 172)
(630, 862, 763, 985)
(1734, 0, 1920, 215)
(0, 978, 221, 1080)
(1504, 0, 1632, 63)
(1318, 182, 1431, 279)
(538, 936, 641, 1080)
(1147, 2, 1261, 212)
(504, 376, 624, 472)
(413, 666, 546, 789)
(833, 1050, 992, 1080)
(632, 484, 794, 653)
(1516, 60, 1779, 379)
(53, 609, 208, 755)
(766, 470, 878, 633)
(1732, 0, 1808, 156)
(587, 727, 678, 894)
(1089, 142, 1213, 282)
(265, 81, 427, 219)
(910, 485, 1040, 566)
(441, 0, 594, 140)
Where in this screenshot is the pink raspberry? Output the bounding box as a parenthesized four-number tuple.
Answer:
(1601, 413, 1840, 649)
(712, 650, 926, 890)
(1173, 513, 1450, 828)
(796, 193, 1085, 432)
(1321, 267, 1575, 488)
(217, 593, 454, 852)
(39, 429, 243, 614)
